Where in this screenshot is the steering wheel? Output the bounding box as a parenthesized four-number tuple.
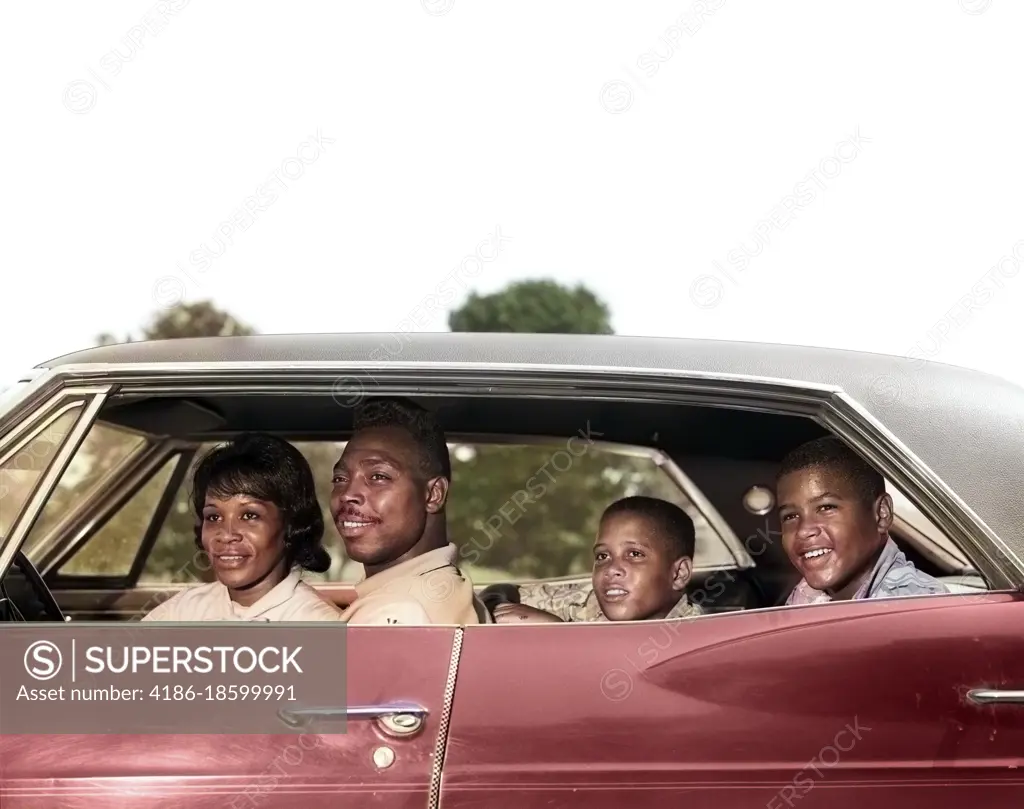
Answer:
(478, 583, 521, 621)
(0, 550, 66, 622)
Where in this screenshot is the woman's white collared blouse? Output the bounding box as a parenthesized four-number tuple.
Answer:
(141, 569, 344, 622)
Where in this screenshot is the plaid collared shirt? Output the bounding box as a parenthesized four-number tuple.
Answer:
(518, 579, 703, 622)
(786, 536, 949, 605)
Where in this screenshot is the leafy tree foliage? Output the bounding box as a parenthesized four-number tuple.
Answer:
(448, 279, 613, 334)
(97, 301, 257, 346)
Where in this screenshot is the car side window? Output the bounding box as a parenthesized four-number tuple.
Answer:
(130, 439, 724, 586)
(0, 407, 82, 542)
(140, 443, 220, 583)
(442, 442, 723, 584)
(26, 423, 148, 554)
(56, 458, 177, 577)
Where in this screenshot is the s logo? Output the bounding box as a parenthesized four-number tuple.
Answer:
(24, 640, 62, 680)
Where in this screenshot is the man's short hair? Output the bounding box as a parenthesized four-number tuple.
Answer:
(353, 397, 451, 480)
(601, 496, 696, 559)
(777, 436, 885, 507)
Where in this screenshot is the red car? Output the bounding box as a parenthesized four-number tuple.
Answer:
(1, 333, 1022, 808)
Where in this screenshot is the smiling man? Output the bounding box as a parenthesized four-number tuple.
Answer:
(330, 398, 488, 625)
(777, 437, 948, 605)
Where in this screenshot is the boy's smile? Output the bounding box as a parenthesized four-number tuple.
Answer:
(777, 466, 891, 600)
(600, 585, 629, 601)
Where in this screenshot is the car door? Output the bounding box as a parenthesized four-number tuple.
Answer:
(442, 593, 1024, 808)
(0, 626, 455, 808)
(0, 389, 455, 807)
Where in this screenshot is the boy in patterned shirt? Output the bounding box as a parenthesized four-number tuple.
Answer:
(494, 496, 703, 623)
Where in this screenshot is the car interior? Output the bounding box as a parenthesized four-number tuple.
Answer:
(0, 391, 990, 623)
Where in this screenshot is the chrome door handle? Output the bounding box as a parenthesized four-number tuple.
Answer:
(278, 701, 427, 733)
(967, 689, 1024, 705)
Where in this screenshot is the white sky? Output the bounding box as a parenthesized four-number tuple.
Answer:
(1, 1, 1022, 392)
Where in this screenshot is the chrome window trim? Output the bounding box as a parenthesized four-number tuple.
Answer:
(891, 513, 968, 572)
(20, 426, 155, 562)
(0, 390, 109, 578)
(0, 379, 32, 412)
(0, 399, 85, 468)
(0, 369, 61, 426)
(0, 376, 109, 449)
(44, 358, 842, 380)
(888, 487, 971, 573)
(18, 360, 1020, 589)
(31, 440, 185, 573)
(652, 451, 753, 569)
(0, 396, 90, 553)
(823, 392, 1022, 586)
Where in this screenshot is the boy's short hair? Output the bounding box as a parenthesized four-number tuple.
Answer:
(353, 397, 451, 480)
(777, 436, 885, 507)
(601, 496, 696, 559)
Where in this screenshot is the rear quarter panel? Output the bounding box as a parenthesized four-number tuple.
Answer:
(442, 594, 1024, 808)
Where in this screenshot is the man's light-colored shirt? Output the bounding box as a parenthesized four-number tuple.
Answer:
(518, 579, 703, 622)
(786, 537, 949, 605)
(340, 543, 489, 625)
(141, 569, 345, 622)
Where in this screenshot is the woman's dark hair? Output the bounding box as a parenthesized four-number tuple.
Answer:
(191, 433, 330, 573)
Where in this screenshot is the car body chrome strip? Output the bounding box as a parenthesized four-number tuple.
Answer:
(967, 689, 1024, 706)
(427, 628, 464, 809)
(277, 702, 428, 729)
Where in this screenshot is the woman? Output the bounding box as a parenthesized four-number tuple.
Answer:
(143, 433, 343, 621)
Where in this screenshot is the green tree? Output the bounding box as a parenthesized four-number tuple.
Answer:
(448, 279, 613, 334)
(97, 300, 257, 345)
(443, 279, 668, 581)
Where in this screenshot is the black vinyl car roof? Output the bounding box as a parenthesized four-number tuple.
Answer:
(37, 332, 1024, 559)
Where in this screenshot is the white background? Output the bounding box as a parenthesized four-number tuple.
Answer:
(0, 0, 1021, 389)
